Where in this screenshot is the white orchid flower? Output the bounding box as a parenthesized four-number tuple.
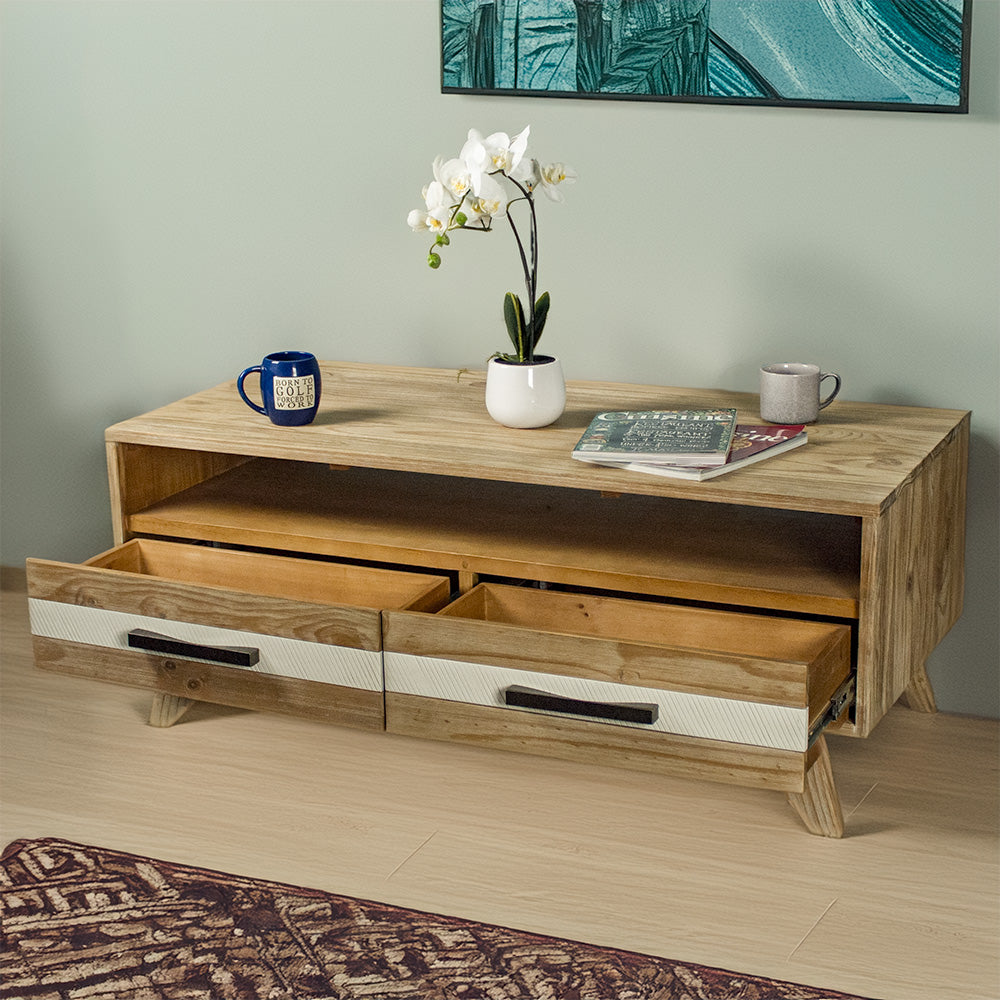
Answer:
(407, 204, 452, 233)
(407, 180, 453, 232)
(433, 155, 473, 203)
(471, 173, 508, 219)
(428, 205, 453, 234)
(461, 126, 530, 193)
(459, 198, 488, 228)
(510, 156, 541, 192)
(538, 162, 577, 202)
(483, 126, 530, 174)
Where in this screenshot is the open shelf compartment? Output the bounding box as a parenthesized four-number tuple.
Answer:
(124, 458, 862, 619)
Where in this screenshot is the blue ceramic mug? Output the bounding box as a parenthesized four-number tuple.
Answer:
(237, 351, 321, 426)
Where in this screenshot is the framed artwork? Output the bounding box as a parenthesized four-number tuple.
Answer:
(441, 0, 972, 113)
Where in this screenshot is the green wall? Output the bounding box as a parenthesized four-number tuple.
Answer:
(2, 0, 997, 718)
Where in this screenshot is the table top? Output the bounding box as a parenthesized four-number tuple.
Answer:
(106, 362, 969, 517)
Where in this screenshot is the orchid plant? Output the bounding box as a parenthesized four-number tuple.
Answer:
(407, 126, 576, 364)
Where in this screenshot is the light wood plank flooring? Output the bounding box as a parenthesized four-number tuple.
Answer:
(2, 585, 997, 999)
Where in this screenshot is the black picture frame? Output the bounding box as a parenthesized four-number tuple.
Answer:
(441, 0, 972, 113)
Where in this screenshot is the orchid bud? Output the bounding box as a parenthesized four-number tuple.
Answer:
(427, 252, 441, 269)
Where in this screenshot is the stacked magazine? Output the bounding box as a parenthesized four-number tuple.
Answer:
(572, 410, 806, 481)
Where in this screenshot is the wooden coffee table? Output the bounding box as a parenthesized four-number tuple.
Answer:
(26, 363, 969, 836)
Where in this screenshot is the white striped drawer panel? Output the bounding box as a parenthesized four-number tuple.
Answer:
(29, 598, 382, 691)
(384, 651, 810, 752)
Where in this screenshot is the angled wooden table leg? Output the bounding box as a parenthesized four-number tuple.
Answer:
(149, 692, 196, 727)
(786, 736, 845, 838)
(900, 660, 938, 713)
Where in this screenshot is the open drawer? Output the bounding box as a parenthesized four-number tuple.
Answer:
(382, 583, 853, 792)
(26, 538, 450, 730)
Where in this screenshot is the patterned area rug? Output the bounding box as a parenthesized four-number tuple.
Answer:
(1, 838, 875, 1000)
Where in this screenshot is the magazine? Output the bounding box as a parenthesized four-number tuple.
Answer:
(577, 424, 807, 480)
(571, 409, 738, 467)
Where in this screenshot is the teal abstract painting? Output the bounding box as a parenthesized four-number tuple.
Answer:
(440, 0, 971, 112)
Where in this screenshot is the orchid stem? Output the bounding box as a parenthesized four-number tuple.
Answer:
(505, 177, 539, 361)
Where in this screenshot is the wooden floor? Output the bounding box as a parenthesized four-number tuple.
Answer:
(2, 584, 997, 1000)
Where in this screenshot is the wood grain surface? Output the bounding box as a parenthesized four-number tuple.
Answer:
(105, 362, 969, 517)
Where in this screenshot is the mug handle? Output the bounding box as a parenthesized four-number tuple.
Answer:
(237, 366, 267, 415)
(819, 372, 841, 410)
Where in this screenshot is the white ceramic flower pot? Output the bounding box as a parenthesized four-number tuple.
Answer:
(485, 355, 566, 429)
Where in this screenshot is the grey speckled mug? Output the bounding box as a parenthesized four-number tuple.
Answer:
(759, 363, 841, 424)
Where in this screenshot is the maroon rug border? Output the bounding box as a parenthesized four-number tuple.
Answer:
(1, 837, 879, 1000)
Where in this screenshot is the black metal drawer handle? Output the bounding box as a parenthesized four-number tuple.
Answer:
(127, 629, 260, 667)
(504, 685, 658, 725)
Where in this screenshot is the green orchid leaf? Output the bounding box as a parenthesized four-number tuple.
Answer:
(504, 292, 527, 361)
(531, 291, 550, 349)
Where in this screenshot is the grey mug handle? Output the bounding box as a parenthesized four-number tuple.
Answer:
(819, 372, 841, 410)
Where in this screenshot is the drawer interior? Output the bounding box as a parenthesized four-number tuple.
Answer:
(84, 538, 449, 612)
(439, 583, 848, 667)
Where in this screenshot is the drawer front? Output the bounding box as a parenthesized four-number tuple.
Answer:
(26, 541, 451, 729)
(29, 598, 382, 689)
(385, 651, 809, 751)
(383, 584, 853, 774)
